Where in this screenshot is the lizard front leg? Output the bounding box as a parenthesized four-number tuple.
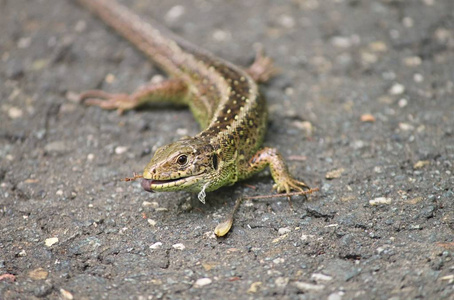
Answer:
(79, 78, 188, 114)
(240, 147, 310, 194)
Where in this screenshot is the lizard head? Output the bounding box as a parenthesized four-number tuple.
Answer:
(141, 137, 218, 193)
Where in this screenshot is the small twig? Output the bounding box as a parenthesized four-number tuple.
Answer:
(288, 155, 307, 161)
(243, 183, 258, 190)
(0, 274, 16, 282)
(244, 188, 319, 200)
(122, 172, 143, 182)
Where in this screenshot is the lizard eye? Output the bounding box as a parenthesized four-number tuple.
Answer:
(177, 155, 188, 165)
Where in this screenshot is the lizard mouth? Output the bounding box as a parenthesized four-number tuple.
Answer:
(141, 176, 197, 192)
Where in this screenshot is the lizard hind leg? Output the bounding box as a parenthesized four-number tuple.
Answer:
(242, 147, 310, 194)
(79, 78, 188, 114)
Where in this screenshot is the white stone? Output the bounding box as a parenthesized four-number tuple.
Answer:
(194, 278, 212, 287)
(172, 243, 185, 250)
(45, 237, 59, 247)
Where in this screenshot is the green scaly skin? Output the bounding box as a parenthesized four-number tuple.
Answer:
(76, 0, 310, 198)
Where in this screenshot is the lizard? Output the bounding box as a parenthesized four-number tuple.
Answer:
(75, 0, 311, 213)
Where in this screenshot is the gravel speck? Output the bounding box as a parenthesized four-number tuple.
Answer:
(325, 168, 344, 179)
(165, 5, 185, 22)
(115, 146, 128, 155)
(44, 141, 69, 154)
(389, 83, 405, 95)
(292, 281, 325, 292)
(194, 278, 212, 288)
(8, 107, 23, 119)
(311, 273, 333, 282)
(369, 197, 392, 206)
(45, 237, 59, 247)
(278, 227, 291, 235)
(28, 268, 48, 280)
(150, 242, 163, 249)
(172, 243, 185, 250)
(60, 288, 73, 300)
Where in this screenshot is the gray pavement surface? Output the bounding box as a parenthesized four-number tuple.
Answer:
(1, 0, 453, 299)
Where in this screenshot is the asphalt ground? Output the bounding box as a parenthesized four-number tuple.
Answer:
(1, 0, 453, 299)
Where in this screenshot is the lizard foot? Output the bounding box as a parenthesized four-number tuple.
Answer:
(246, 46, 280, 83)
(273, 176, 310, 194)
(79, 90, 139, 114)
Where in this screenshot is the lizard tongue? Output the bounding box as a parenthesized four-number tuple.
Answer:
(141, 179, 154, 192)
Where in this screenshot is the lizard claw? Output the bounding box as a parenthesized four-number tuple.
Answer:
(273, 177, 310, 194)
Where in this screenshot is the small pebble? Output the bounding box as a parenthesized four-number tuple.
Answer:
(45, 141, 69, 154)
(273, 258, 285, 264)
(28, 268, 48, 280)
(176, 128, 188, 135)
(440, 275, 454, 283)
(292, 121, 314, 137)
(311, 273, 333, 282)
(360, 114, 375, 122)
(382, 71, 396, 80)
(8, 107, 23, 119)
(406, 197, 423, 205)
(413, 73, 424, 82)
(115, 146, 128, 155)
(45, 237, 59, 247)
(142, 201, 159, 208)
(399, 123, 414, 131)
(361, 52, 378, 64)
(328, 292, 344, 300)
(278, 14, 295, 29)
(398, 98, 408, 107)
(150, 242, 162, 249)
(212, 29, 231, 42)
(435, 28, 452, 43)
(413, 160, 429, 169)
(278, 227, 291, 235)
(389, 83, 405, 95)
(147, 219, 157, 226)
(403, 56, 421, 66)
(293, 281, 325, 292)
(352, 140, 366, 149)
(165, 5, 185, 22)
(331, 36, 352, 48)
(301, 234, 315, 241)
(368, 41, 387, 52)
(321, 183, 332, 193)
(325, 168, 344, 179)
(247, 282, 262, 293)
(369, 197, 392, 206)
(60, 288, 74, 300)
(194, 278, 212, 288)
(272, 234, 289, 243)
(74, 20, 87, 32)
(402, 17, 414, 28)
(172, 243, 185, 250)
(275, 277, 289, 288)
(105, 73, 115, 83)
(17, 37, 32, 49)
